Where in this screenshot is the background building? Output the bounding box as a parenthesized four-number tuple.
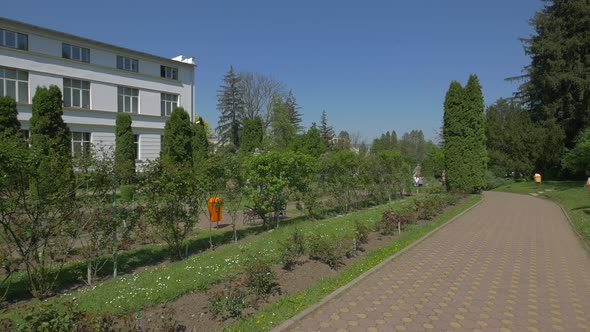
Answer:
(0, 17, 195, 162)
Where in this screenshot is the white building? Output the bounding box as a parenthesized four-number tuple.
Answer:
(0, 17, 195, 162)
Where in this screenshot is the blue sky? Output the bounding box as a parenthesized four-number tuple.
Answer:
(8, 0, 544, 143)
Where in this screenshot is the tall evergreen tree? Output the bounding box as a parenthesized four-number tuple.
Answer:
(443, 81, 467, 192)
(241, 116, 264, 153)
(216, 66, 244, 149)
(192, 117, 209, 168)
(0, 96, 21, 138)
(162, 107, 192, 165)
(463, 74, 487, 190)
(29, 86, 70, 157)
(270, 94, 296, 149)
(115, 113, 135, 185)
(319, 110, 335, 148)
(519, 0, 590, 149)
(285, 90, 303, 133)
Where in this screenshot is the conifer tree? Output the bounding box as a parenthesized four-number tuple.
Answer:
(270, 94, 296, 149)
(29, 86, 70, 157)
(216, 66, 244, 149)
(162, 107, 192, 165)
(463, 74, 487, 191)
(319, 110, 335, 148)
(0, 96, 21, 138)
(285, 90, 303, 133)
(443, 81, 466, 192)
(241, 116, 264, 153)
(192, 117, 209, 168)
(115, 113, 135, 185)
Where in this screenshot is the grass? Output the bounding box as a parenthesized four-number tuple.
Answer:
(494, 180, 590, 249)
(1, 193, 480, 327)
(226, 194, 481, 331)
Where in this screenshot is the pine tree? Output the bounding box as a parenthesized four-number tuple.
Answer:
(270, 94, 296, 149)
(443, 80, 466, 192)
(0, 96, 21, 138)
(241, 116, 264, 153)
(519, 0, 590, 149)
(285, 90, 303, 133)
(463, 74, 487, 191)
(162, 107, 192, 165)
(115, 113, 135, 185)
(216, 66, 244, 149)
(192, 117, 209, 168)
(319, 110, 335, 148)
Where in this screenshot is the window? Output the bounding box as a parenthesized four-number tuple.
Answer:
(134, 134, 140, 160)
(117, 55, 139, 72)
(63, 78, 90, 108)
(117, 86, 139, 113)
(0, 29, 28, 50)
(0, 66, 29, 103)
(160, 65, 178, 80)
(71, 132, 91, 157)
(160, 93, 178, 116)
(62, 43, 90, 63)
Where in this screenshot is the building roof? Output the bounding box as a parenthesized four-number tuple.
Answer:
(0, 17, 196, 68)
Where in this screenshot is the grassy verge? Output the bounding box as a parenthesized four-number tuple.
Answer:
(494, 180, 590, 249)
(226, 194, 481, 331)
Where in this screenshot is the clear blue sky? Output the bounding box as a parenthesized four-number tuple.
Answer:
(7, 0, 544, 143)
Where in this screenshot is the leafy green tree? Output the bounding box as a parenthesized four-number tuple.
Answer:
(370, 131, 398, 154)
(519, 0, 590, 149)
(399, 130, 426, 164)
(216, 66, 244, 149)
(319, 110, 335, 148)
(192, 117, 209, 168)
(335, 131, 351, 150)
(421, 142, 445, 179)
(0, 96, 20, 137)
(270, 94, 297, 149)
(565, 127, 590, 175)
(161, 107, 192, 165)
(320, 150, 361, 213)
(140, 161, 204, 260)
(243, 151, 313, 228)
(290, 123, 327, 158)
(369, 150, 411, 202)
(240, 116, 264, 153)
(115, 113, 135, 185)
(285, 90, 303, 133)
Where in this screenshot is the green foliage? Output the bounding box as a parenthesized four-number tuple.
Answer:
(29, 85, 70, 158)
(208, 274, 248, 319)
(240, 116, 263, 153)
(217, 65, 245, 149)
(161, 107, 192, 165)
(421, 142, 445, 179)
(370, 130, 398, 154)
(565, 127, 590, 174)
(115, 113, 135, 185)
(366, 150, 411, 203)
(319, 110, 335, 148)
(307, 234, 351, 269)
(354, 221, 370, 245)
(320, 150, 364, 212)
(0, 95, 20, 138)
(270, 94, 297, 149)
(140, 161, 204, 260)
(519, 0, 590, 150)
(335, 131, 351, 150)
(278, 229, 306, 269)
(376, 207, 416, 235)
(483, 170, 514, 190)
(443, 75, 487, 193)
(285, 90, 303, 133)
(120, 184, 137, 203)
(399, 129, 426, 164)
(243, 255, 276, 297)
(289, 123, 327, 158)
(192, 118, 209, 168)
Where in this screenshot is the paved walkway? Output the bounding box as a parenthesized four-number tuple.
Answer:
(282, 192, 590, 332)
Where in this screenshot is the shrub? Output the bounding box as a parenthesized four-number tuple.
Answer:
(307, 234, 352, 269)
(208, 275, 248, 319)
(354, 221, 370, 245)
(120, 184, 137, 203)
(243, 255, 276, 297)
(376, 207, 416, 235)
(278, 229, 305, 269)
(417, 195, 443, 220)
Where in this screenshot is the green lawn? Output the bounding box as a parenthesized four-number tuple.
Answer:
(494, 180, 590, 249)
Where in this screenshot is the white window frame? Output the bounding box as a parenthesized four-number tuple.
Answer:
(62, 43, 90, 63)
(117, 55, 139, 72)
(0, 29, 28, 50)
(71, 132, 91, 157)
(118, 86, 139, 114)
(160, 93, 178, 116)
(63, 78, 90, 109)
(0, 66, 29, 103)
(160, 65, 178, 80)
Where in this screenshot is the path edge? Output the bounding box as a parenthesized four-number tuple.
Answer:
(272, 194, 484, 332)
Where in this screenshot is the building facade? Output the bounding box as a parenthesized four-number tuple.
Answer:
(0, 17, 195, 162)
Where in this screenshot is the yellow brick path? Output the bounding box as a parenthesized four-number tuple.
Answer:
(283, 192, 590, 332)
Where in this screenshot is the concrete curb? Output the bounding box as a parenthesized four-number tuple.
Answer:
(272, 195, 484, 332)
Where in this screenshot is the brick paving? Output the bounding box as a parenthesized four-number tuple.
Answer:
(281, 191, 590, 332)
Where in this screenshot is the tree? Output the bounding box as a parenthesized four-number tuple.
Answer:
(289, 123, 327, 158)
(270, 94, 297, 149)
(0, 96, 20, 138)
(238, 72, 285, 129)
(192, 117, 209, 168)
(565, 127, 590, 175)
(320, 150, 361, 213)
(399, 130, 426, 164)
(115, 113, 135, 185)
(240, 116, 264, 153)
(518, 0, 590, 149)
(29, 85, 70, 158)
(162, 107, 192, 165)
(319, 110, 335, 148)
(217, 66, 245, 149)
(443, 76, 487, 193)
(285, 90, 303, 133)
(335, 130, 351, 150)
(421, 142, 445, 179)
